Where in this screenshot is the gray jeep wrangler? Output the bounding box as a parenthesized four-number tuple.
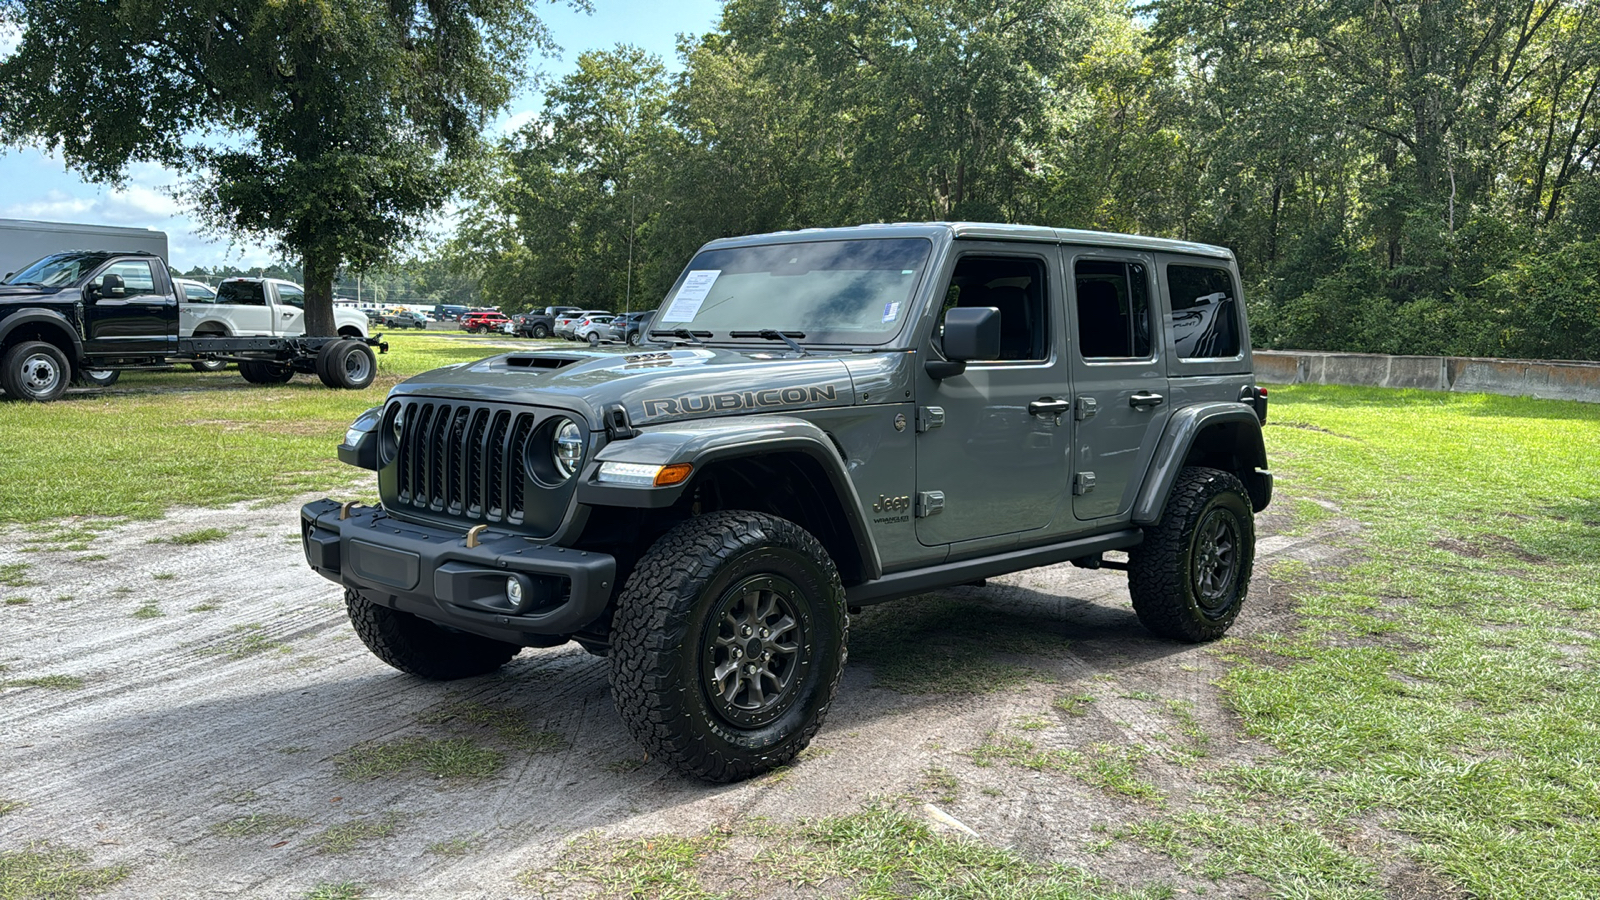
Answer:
(302, 223, 1271, 782)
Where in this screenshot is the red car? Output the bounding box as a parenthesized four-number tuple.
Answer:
(460, 311, 509, 334)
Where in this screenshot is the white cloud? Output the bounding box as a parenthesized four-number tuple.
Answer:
(496, 108, 541, 137)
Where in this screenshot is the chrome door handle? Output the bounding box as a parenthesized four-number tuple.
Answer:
(1130, 391, 1165, 409)
(1028, 398, 1071, 416)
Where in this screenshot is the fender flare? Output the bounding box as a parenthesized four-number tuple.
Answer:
(0, 308, 84, 359)
(578, 415, 884, 581)
(1132, 402, 1271, 525)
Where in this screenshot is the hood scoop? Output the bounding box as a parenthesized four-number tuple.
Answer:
(504, 354, 582, 370)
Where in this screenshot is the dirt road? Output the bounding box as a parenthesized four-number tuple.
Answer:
(0, 498, 1348, 898)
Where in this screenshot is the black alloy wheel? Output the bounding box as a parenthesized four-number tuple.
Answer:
(701, 575, 808, 729)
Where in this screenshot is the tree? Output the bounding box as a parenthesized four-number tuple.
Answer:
(0, 0, 577, 334)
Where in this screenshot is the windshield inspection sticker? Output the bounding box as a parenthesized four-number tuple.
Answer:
(662, 270, 721, 322)
(882, 301, 901, 322)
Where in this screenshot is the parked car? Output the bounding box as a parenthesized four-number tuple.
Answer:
(461, 311, 509, 333)
(555, 309, 610, 340)
(609, 310, 657, 346)
(433, 304, 469, 322)
(382, 310, 429, 329)
(574, 314, 617, 346)
(516, 305, 583, 339)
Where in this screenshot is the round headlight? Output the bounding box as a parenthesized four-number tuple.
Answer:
(390, 403, 406, 442)
(552, 419, 583, 479)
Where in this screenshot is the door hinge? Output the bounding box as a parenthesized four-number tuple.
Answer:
(916, 406, 945, 433)
(916, 490, 945, 517)
(1075, 396, 1098, 421)
(1073, 472, 1096, 495)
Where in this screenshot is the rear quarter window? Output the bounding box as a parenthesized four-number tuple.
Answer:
(1167, 264, 1242, 359)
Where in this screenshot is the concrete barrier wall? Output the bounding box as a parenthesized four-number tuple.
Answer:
(1253, 350, 1600, 404)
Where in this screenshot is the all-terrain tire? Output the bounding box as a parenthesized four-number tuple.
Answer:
(1128, 466, 1255, 642)
(345, 589, 520, 679)
(239, 360, 295, 384)
(609, 510, 847, 782)
(1, 341, 71, 402)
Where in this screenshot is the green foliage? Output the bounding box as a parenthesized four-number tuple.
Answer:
(450, 0, 1600, 358)
(0, 0, 567, 332)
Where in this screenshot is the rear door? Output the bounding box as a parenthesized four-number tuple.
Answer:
(82, 258, 178, 356)
(1064, 246, 1171, 521)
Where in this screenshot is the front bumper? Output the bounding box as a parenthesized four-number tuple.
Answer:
(300, 499, 616, 645)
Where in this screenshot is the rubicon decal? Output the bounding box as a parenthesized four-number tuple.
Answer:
(642, 385, 838, 417)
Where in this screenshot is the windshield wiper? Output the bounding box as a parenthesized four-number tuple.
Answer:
(648, 328, 712, 345)
(729, 329, 809, 356)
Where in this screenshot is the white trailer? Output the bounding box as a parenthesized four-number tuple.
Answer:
(0, 218, 169, 281)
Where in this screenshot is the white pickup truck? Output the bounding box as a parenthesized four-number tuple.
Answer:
(180, 277, 370, 372)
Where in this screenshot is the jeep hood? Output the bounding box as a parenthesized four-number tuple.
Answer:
(389, 347, 862, 427)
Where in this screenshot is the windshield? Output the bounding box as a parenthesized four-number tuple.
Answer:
(5, 252, 114, 287)
(655, 238, 932, 345)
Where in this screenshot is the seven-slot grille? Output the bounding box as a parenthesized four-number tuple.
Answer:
(392, 400, 539, 523)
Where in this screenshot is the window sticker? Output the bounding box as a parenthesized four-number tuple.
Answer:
(662, 270, 721, 322)
(882, 300, 901, 322)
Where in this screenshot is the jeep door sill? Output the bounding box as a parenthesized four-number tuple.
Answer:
(845, 529, 1142, 606)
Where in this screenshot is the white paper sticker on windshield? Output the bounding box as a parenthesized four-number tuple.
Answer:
(662, 270, 721, 322)
(882, 301, 900, 322)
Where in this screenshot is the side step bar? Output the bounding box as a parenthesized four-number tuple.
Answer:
(845, 529, 1143, 606)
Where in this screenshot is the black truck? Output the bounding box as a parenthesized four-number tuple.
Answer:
(0, 250, 387, 401)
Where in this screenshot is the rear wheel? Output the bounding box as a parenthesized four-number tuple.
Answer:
(1128, 467, 1255, 642)
(587, 332, 601, 347)
(1, 341, 71, 402)
(315, 340, 377, 389)
(627, 331, 641, 346)
(75, 368, 120, 387)
(191, 359, 228, 372)
(345, 590, 520, 679)
(609, 510, 847, 782)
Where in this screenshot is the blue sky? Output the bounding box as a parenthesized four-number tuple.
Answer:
(0, 0, 724, 269)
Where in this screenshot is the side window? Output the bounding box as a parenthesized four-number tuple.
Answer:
(1074, 259, 1152, 359)
(1167, 264, 1241, 359)
(184, 283, 214, 301)
(216, 282, 266, 306)
(277, 284, 305, 308)
(98, 260, 157, 297)
(939, 256, 1049, 362)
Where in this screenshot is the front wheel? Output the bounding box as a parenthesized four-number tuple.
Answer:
(1, 341, 70, 402)
(345, 590, 520, 679)
(532, 324, 550, 339)
(609, 510, 847, 782)
(1128, 467, 1255, 642)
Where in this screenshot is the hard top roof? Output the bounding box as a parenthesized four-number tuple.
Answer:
(700, 222, 1234, 261)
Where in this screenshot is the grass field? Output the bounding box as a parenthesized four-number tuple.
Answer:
(0, 332, 528, 524)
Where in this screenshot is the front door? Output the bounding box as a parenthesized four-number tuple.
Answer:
(272, 283, 306, 334)
(914, 245, 1071, 546)
(82, 258, 177, 357)
(1064, 247, 1171, 520)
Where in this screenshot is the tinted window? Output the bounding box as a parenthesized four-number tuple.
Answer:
(1168, 264, 1241, 359)
(939, 255, 1049, 362)
(277, 284, 305, 308)
(183, 283, 215, 301)
(1074, 260, 1152, 359)
(217, 282, 266, 305)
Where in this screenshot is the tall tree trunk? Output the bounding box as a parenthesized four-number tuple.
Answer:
(302, 247, 339, 336)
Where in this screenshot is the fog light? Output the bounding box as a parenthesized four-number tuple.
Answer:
(506, 576, 524, 607)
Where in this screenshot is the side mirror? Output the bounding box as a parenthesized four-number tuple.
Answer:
(98, 273, 126, 300)
(928, 306, 1001, 379)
